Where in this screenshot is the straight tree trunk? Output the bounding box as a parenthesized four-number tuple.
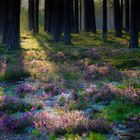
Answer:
(53, 0, 63, 42)
(129, 0, 139, 49)
(6, 0, 21, 50)
(0, 0, 5, 42)
(73, 0, 79, 33)
(28, 0, 34, 31)
(44, 0, 48, 32)
(33, 0, 39, 34)
(114, 0, 122, 37)
(64, 0, 72, 44)
(121, 0, 123, 30)
(103, 0, 107, 40)
(84, 0, 96, 33)
(125, 0, 129, 32)
(44, 0, 53, 33)
(80, 0, 85, 31)
(3, 0, 10, 44)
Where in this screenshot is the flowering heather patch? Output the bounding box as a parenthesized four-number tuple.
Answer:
(93, 84, 120, 103)
(126, 114, 140, 130)
(34, 111, 89, 134)
(123, 70, 140, 79)
(55, 51, 65, 61)
(84, 64, 122, 81)
(86, 48, 101, 60)
(34, 111, 111, 134)
(0, 96, 33, 114)
(34, 92, 50, 100)
(90, 117, 111, 133)
(42, 83, 65, 96)
(0, 111, 34, 132)
(14, 83, 37, 94)
(120, 87, 140, 104)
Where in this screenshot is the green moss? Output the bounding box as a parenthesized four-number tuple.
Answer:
(99, 101, 140, 123)
(0, 87, 4, 96)
(89, 132, 107, 140)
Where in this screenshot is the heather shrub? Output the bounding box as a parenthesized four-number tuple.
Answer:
(34, 111, 111, 135)
(84, 64, 122, 81)
(0, 112, 34, 132)
(93, 84, 119, 103)
(87, 48, 100, 59)
(120, 87, 140, 104)
(42, 83, 63, 96)
(14, 83, 39, 98)
(0, 96, 34, 114)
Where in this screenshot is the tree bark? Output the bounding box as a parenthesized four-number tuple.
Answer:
(3, 0, 10, 44)
(6, 0, 21, 50)
(73, 0, 79, 33)
(103, 0, 107, 40)
(125, 0, 129, 32)
(129, 0, 139, 49)
(28, 0, 34, 31)
(121, 0, 123, 30)
(114, 0, 122, 37)
(33, 0, 39, 34)
(0, 0, 4, 42)
(84, 0, 96, 33)
(44, 0, 53, 33)
(53, 0, 63, 42)
(64, 0, 72, 44)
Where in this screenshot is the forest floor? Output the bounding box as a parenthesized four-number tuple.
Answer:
(0, 32, 140, 140)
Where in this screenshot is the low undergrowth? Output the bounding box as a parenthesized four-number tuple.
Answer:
(0, 32, 140, 139)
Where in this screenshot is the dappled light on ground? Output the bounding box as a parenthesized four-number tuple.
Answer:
(0, 32, 140, 139)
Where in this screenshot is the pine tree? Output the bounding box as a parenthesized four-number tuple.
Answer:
(6, 0, 20, 50)
(114, 0, 122, 37)
(103, 0, 107, 40)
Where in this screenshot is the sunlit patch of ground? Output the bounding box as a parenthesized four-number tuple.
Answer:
(0, 32, 140, 139)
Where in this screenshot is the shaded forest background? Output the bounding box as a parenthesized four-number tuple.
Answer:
(21, 0, 114, 31)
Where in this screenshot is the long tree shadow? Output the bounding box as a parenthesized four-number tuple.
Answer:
(4, 48, 29, 83)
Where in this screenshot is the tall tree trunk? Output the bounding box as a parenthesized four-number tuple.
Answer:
(0, 0, 5, 42)
(33, 0, 39, 34)
(129, 0, 139, 49)
(64, 0, 72, 44)
(53, 0, 63, 42)
(3, 0, 10, 44)
(125, 0, 129, 32)
(6, 0, 20, 50)
(84, 0, 96, 33)
(80, 0, 85, 31)
(114, 0, 122, 37)
(121, 0, 123, 30)
(44, 0, 48, 32)
(28, 0, 34, 31)
(73, 0, 79, 33)
(103, 0, 107, 40)
(44, 0, 53, 33)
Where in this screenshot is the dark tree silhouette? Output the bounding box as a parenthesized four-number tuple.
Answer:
(121, 0, 124, 30)
(63, 0, 72, 44)
(129, 0, 139, 49)
(0, 0, 4, 42)
(73, 0, 79, 33)
(84, 0, 96, 33)
(53, 0, 63, 42)
(114, 0, 122, 37)
(33, 0, 39, 34)
(103, 0, 107, 40)
(6, 0, 20, 50)
(28, 0, 34, 31)
(125, 0, 130, 32)
(44, 0, 53, 33)
(2, 0, 10, 44)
